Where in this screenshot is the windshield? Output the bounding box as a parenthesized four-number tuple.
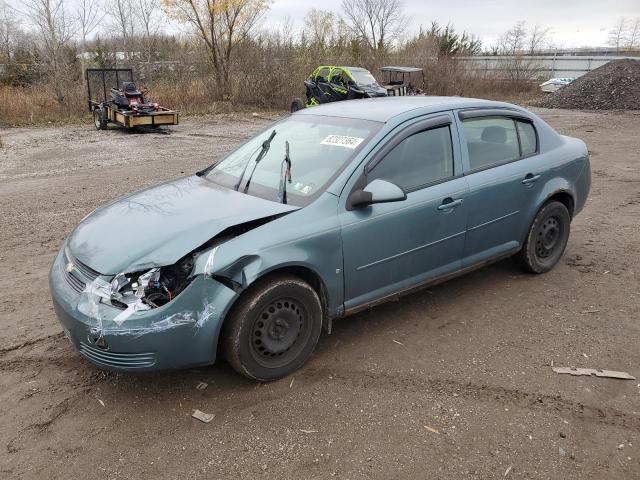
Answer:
(350, 69, 379, 86)
(205, 115, 381, 206)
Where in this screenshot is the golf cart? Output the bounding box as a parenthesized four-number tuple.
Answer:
(380, 66, 425, 96)
(86, 68, 179, 131)
(291, 66, 387, 112)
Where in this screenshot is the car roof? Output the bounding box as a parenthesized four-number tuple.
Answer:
(380, 66, 423, 73)
(295, 96, 520, 123)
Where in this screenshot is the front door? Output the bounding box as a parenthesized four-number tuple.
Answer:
(340, 114, 469, 310)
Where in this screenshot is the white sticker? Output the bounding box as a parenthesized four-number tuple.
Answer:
(321, 135, 364, 149)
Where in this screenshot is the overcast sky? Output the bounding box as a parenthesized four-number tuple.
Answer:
(267, 0, 640, 48)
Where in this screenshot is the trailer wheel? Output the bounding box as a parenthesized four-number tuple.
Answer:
(93, 107, 107, 130)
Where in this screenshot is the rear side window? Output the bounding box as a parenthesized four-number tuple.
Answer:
(462, 117, 520, 170)
(368, 126, 454, 191)
(517, 120, 537, 156)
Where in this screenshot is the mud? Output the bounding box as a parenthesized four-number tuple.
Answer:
(1, 109, 639, 479)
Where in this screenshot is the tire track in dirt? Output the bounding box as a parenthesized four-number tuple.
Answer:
(298, 366, 640, 432)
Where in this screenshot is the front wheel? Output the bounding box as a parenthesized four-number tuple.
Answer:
(222, 274, 322, 381)
(290, 98, 304, 113)
(514, 201, 571, 273)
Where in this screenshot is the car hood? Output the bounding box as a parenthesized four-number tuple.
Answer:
(68, 175, 298, 275)
(360, 83, 387, 97)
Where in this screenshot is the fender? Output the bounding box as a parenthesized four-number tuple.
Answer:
(191, 193, 345, 318)
(519, 177, 575, 245)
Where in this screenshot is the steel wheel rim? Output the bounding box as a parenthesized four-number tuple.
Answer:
(535, 215, 563, 259)
(249, 297, 311, 368)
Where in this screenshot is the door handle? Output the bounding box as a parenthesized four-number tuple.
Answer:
(522, 173, 541, 185)
(437, 198, 464, 210)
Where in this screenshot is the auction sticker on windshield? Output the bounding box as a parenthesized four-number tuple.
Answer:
(321, 135, 364, 149)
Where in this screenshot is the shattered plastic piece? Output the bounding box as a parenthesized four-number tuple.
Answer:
(196, 382, 208, 391)
(192, 409, 214, 423)
(552, 367, 635, 380)
(203, 246, 219, 276)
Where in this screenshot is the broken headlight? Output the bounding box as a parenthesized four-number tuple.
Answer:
(108, 255, 194, 309)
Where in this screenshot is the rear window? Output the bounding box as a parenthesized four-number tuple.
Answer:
(462, 116, 538, 171)
(517, 121, 537, 156)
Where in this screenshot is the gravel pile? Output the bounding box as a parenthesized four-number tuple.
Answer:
(535, 59, 640, 110)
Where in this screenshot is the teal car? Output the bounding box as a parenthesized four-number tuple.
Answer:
(50, 97, 591, 381)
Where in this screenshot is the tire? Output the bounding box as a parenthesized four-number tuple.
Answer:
(222, 274, 322, 381)
(290, 98, 304, 113)
(514, 201, 571, 273)
(93, 107, 107, 130)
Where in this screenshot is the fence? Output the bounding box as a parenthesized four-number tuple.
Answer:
(457, 55, 638, 80)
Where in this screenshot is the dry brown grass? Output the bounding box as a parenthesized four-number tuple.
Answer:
(0, 84, 86, 126)
(0, 62, 544, 127)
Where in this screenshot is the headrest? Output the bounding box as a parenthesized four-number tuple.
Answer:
(121, 81, 137, 92)
(481, 126, 507, 143)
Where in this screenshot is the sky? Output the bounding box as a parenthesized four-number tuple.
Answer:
(266, 0, 640, 48)
(6, 0, 639, 49)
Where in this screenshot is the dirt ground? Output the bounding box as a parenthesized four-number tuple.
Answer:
(1, 108, 639, 479)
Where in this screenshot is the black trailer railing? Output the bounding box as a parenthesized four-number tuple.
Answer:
(85, 68, 134, 111)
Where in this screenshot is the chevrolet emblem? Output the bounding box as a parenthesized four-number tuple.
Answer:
(65, 262, 75, 273)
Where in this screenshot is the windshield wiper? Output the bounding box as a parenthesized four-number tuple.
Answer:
(277, 141, 292, 204)
(233, 130, 276, 191)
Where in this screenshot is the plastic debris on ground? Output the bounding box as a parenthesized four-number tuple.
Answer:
(192, 409, 215, 423)
(552, 367, 635, 380)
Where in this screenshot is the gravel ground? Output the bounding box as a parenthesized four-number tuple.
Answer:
(1, 109, 639, 479)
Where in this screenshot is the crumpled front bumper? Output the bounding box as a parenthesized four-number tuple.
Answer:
(49, 247, 239, 372)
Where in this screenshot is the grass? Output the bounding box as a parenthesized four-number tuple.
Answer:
(0, 74, 544, 127)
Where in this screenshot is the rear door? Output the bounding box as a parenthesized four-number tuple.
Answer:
(456, 110, 545, 266)
(339, 112, 469, 310)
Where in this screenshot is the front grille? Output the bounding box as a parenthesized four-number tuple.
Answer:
(72, 256, 100, 282)
(64, 270, 86, 293)
(79, 343, 156, 369)
(61, 248, 102, 293)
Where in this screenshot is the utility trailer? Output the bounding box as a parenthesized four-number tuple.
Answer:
(85, 68, 179, 131)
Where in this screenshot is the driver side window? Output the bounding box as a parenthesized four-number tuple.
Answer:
(368, 126, 454, 192)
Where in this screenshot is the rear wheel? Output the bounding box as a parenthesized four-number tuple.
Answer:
(93, 107, 107, 130)
(222, 274, 322, 381)
(290, 98, 304, 113)
(514, 201, 571, 273)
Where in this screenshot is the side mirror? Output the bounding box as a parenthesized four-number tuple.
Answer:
(348, 179, 407, 209)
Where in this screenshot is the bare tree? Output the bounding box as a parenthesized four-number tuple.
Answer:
(24, 0, 75, 103)
(137, 0, 160, 62)
(303, 8, 350, 50)
(341, 0, 406, 54)
(608, 17, 627, 53)
(626, 17, 640, 48)
(498, 21, 527, 55)
(527, 23, 551, 54)
(0, 0, 17, 63)
(107, 0, 136, 60)
(76, 0, 104, 85)
(163, 0, 271, 99)
(497, 22, 539, 82)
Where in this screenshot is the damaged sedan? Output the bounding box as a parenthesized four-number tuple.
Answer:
(50, 97, 590, 381)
